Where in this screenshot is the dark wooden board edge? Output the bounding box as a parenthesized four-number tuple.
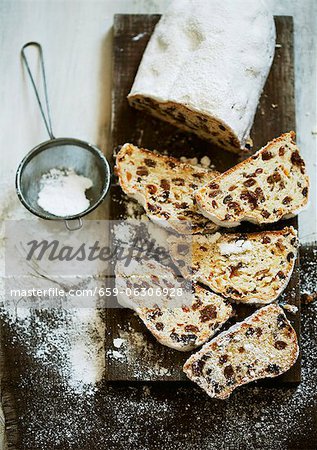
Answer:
(105, 14, 301, 383)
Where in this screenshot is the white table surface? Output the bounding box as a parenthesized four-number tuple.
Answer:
(0, 0, 316, 240)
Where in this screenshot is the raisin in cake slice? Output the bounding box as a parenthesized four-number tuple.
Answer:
(168, 227, 298, 304)
(128, 0, 275, 153)
(195, 132, 309, 227)
(115, 259, 232, 351)
(116, 143, 220, 234)
(184, 304, 299, 399)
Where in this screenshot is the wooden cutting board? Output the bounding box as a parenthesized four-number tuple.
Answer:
(105, 14, 301, 382)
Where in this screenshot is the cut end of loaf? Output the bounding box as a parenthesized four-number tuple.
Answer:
(128, 95, 249, 154)
(127, 1, 275, 156)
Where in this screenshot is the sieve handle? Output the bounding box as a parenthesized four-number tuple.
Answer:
(65, 218, 83, 231)
(21, 42, 55, 140)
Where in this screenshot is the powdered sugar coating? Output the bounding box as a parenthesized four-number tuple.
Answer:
(128, 0, 276, 151)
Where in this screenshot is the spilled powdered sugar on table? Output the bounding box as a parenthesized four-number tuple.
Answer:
(1, 294, 316, 449)
(0, 179, 316, 448)
(107, 326, 172, 379)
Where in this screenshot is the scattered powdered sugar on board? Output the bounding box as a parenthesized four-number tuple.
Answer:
(5, 301, 315, 450)
(1, 247, 316, 449)
(301, 247, 317, 296)
(0, 183, 36, 300)
(37, 168, 93, 217)
(1, 306, 105, 395)
(132, 32, 147, 41)
(112, 193, 145, 220)
(125, 199, 145, 219)
(0, 182, 105, 394)
(106, 323, 172, 379)
(1, 181, 316, 448)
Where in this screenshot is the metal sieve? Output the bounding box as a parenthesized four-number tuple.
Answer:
(16, 42, 111, 230)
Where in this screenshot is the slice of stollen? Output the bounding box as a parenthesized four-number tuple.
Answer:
(115, 143, 220, 234)
(115, 259, 233, 351)
(183, 304, 299, 399)
(195, 132, 309, 227)
(168, 227, 298, 305)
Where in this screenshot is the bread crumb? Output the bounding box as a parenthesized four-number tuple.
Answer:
(179, 155, 214, 169)
(142, 385, 151, 396)
(180, 156, 198, 166)
(282, 304, 298, 314)
(107, 349, 126, 360)
(132, 32, 147, 41)
(200, 156, 211, 167)
(113, 338, 125, 348)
